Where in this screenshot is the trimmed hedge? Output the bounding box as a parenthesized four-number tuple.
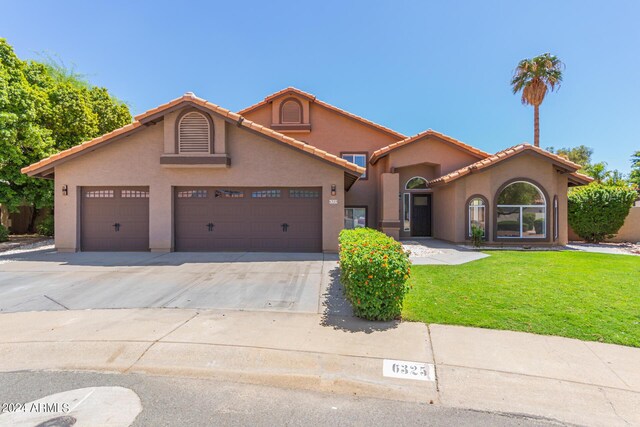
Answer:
(568, 184, 637, 243)
(339, 228, 412, 321)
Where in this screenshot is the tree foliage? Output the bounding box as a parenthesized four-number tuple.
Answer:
(568, 185, 637, 243)
(0, 39, 131, 230)
(511, 53, 564, 147)
(630, 150, 640, 188)
(547, 145, 593, 170)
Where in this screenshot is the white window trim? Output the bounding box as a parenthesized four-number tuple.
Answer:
(405, 176, 428, 190)
(468, 201, 486, 236)
(341, 154, 367, 178)
(344, 207, 367, 229)
(403, 193, 411, 231)
(496, 181, 547, 239)
(496, 205, 547, 239)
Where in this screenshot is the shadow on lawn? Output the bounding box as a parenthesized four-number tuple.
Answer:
(320, 266, 399, 334)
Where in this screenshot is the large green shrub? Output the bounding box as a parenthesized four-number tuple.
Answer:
(36, 215, 54, 237)
(568, 185, 637, 243)
(0, 224, 8, 242)
(339, 228, 412, 321)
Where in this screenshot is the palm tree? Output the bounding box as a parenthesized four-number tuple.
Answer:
(511, 53, 564, 147)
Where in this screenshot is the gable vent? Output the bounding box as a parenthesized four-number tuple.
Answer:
(281, 99, 302, 124)
(178, 111, 211, 153)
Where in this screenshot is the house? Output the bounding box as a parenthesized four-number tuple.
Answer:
(21, 87, 592, 252)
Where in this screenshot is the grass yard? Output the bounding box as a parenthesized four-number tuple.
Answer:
(402, 251, 640, 347)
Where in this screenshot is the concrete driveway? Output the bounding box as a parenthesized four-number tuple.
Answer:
(0, 248, 340, 314)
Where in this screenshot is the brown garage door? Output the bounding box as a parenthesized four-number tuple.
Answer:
(81, 187, 150, 251)
(174, 187, 322, 252)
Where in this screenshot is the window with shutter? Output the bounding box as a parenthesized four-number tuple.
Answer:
(178, 111, 211, 154)
(280, 99, 302, 124)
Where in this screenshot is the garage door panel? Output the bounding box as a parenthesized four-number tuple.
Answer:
(175, 187, 321, 252)
(81, 186, 149, 251)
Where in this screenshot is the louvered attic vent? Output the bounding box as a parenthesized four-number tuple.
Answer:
(178, 111, 211, 153)
(281, 99, 302, 124)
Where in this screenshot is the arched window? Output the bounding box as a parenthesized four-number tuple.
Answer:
(280, 98, 302, 124)
(467, 196, 487, 238)
(177, 111, 212, 154)
(405, 176, 428, 190)
(496, 181, 546, 239)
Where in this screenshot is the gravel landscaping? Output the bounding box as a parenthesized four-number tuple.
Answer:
(402, 241, 443, 257)
(566, 241, 640, 256)
(0, 238, 54, 262)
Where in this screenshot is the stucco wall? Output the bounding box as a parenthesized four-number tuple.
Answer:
(54, 109, 346, 252)
(385, 136, 481, 176)
(433, 153, 570, 245)
(605, 206, 640, 243)
(242, 99, 399, 229)
(569, 206, 640, 243)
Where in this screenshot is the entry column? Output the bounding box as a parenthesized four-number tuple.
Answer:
(380, 173, 400, 240)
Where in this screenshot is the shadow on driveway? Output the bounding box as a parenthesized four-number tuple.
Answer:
(320, 266, 399, 334)
(0, 248, 327, 267)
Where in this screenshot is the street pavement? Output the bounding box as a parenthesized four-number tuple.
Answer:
(0, 371, 557, 426)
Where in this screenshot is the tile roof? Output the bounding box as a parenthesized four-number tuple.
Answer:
(22, 92, 366, 177)
(238, 87, 406, 139)
(370, 129, 490, 164)
(428, 143, 592, 186)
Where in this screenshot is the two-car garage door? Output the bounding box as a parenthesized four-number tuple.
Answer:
(80, 186, 322, 252)
(174, 187, 322, 252)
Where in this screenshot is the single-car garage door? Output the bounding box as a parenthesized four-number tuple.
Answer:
(81, 186, 150, 251)
(174, 187, 322, 252)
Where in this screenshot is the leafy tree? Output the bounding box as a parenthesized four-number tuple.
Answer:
(568, 185, 637, 243)
(547, 145, 593, 170)
(0, 39, 55, 224)
(630, 150, 640, 188)
(511, 53, 564, 147)
(603, 170, 629, 187)
(584, 162, 610, 183)
(0, 38, 131, 232)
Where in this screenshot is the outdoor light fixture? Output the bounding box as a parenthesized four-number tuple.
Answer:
(331, 184, 336, 196)
(62, 185, 68, 196)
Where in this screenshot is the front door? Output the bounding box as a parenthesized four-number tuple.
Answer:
(411, 194, 432, 237)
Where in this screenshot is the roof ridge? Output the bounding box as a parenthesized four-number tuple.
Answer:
(370, 129, 490, 163)
(237, 87, 406, 139)
(22, 94, 366, 177)
(428, 143, 589, 186)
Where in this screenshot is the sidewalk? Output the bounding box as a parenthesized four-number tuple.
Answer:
(0, 308, 638, 426)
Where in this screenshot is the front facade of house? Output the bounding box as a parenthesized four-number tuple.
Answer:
(22, 88, 591, 253)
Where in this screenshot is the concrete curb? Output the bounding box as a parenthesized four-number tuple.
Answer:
(1, 309, 639, 426)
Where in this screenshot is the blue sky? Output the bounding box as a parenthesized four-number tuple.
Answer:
(2, 0, 638, 172)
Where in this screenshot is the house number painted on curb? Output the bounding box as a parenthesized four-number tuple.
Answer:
(383, 359, 435, 381)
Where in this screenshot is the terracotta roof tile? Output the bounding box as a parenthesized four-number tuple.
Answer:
(238, 87, 406, 139)
(370, 129, 490, 164)
(428, 143, 591, 186)
(22, 93, 365, 178)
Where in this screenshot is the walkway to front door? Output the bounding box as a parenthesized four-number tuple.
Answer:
(401, 239, 488, 265)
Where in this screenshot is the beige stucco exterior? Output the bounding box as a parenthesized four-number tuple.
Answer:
(428, 153, 570, 245)
(243, 93, 400, 229)
(376, 137, 575, 245)
(54, 109, 346, 252)
(24, 88, 588, 252)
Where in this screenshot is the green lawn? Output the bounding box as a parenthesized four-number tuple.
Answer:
(402, 251, 640, 347)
